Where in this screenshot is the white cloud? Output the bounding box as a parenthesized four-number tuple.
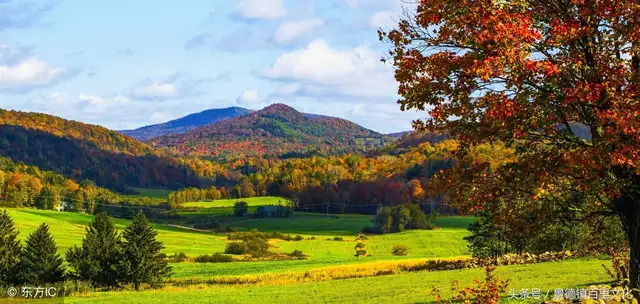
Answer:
(274, 18, 325, 44)
(0, 57, 67, 92)
(237, 0, 287, 20)
(130, 83, 180, 100)
(236, 90, 261, 105)
(126, 72, 208, 101)
(263, 39, 396, 98)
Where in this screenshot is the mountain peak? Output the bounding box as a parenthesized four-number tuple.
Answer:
(257, 103, 300, 115)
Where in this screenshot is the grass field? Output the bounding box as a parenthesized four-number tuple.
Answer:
(66, 259, 611, 304)
(121, 187, 172, 199)
(182, 196, 287, 208)
(2, 207, 611, 304)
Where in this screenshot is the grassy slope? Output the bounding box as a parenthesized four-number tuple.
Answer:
(121, 187, 172, 199)
(182, 196, 286, 208)
(67, 259, 611, 304)
(4, 208, 471, 278)
(3, 208, 227, 256)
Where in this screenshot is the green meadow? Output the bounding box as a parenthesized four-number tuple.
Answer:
(2, 207, 612, 303)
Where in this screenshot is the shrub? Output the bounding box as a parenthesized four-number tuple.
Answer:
(288, 250, 306, 259)
(308, 236, 316, 240)
(225, 242, 249, 255)
(246, 238, 270, 257)
(356, 234, 368, 241)
(333, 237, 344, 241)
(392, 245, 409, 256)
(432, 266, 509, 304)
(167, 252, 189, 263)
(293, 235, 304, 241)
(233, 201, 248, 217)
(194, 253, 234, 263)
(355, 242, 367, 257)
(602, 247, 630, 286)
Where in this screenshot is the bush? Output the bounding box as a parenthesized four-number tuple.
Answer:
(356, 234, 368, 241)
(167, 252, 189, 263)
(308, 236, 316, 240)
(194, 253, 234, 263)
(392, 245, 409, 256)
(233, 201, 248, 217)
(245, 238, 270, 257)
(293, 235, 304, 241)
(288, 250, 306, 259)
(333, 236, 344, 241)
(225, 242, 249, 255)
(355, 242, 367, 257)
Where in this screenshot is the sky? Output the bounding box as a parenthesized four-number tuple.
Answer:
(0, 0, 424, 134)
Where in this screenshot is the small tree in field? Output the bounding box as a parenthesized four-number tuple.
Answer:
(233, 201, 248, 217)
(380, 0, 640, 289)
(118, 212, 171, 290)
(66, 212, 121, 288)
(0, 210, 21, 286)
(355, 242, 367, 257)
(18, 223, 65, 284)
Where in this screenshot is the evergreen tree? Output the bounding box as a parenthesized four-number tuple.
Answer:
(0, 210, 21, 286)
(18, 223, 65, 284)
(118, 212, 171, 290)
(66, 212, 121, 288)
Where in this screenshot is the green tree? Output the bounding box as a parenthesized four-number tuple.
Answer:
(0, 210, 21, 286)
(233, 201, 248, 217)
(18, 223, 65, 284)
(35, 186, 60, 210)
(118, 212, 171, 290)
(66, 212, 121, 288)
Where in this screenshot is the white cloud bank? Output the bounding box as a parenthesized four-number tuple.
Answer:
(264, 39, 397, 98)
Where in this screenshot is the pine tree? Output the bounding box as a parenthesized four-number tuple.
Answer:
(118, 212, 171, 290)
(0, 210, 21, 286)
(18, 223, 65, 284)
(66, 212, 121, 288)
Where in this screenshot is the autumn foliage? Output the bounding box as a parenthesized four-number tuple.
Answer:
(380, 0, 640, 288)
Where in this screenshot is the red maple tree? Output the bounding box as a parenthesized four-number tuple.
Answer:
(381, 0, 640, 287)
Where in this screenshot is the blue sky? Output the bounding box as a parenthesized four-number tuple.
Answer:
(0, 0, 423, 133)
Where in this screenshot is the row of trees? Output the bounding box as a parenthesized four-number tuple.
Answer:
(0, 210, 171, 290)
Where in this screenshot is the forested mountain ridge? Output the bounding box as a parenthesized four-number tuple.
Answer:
(0, 109, 208, 191)
(0, 109, 153, 156)
(149, 104, 394, 160)
(120, 107, 253, 140)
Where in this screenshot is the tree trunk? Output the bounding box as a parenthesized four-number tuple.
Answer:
(613, 173, 640, 290)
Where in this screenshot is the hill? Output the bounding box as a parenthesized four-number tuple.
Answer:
(0, 109, 153, 155)
(120, 107, 253, 140)
(0, 109, 204, 191)
(149, 104, 394, 159)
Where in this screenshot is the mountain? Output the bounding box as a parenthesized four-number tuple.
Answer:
(120, 107, 253, 140)
(149, 103, 394, 160)
(0, 109, 204, 191)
